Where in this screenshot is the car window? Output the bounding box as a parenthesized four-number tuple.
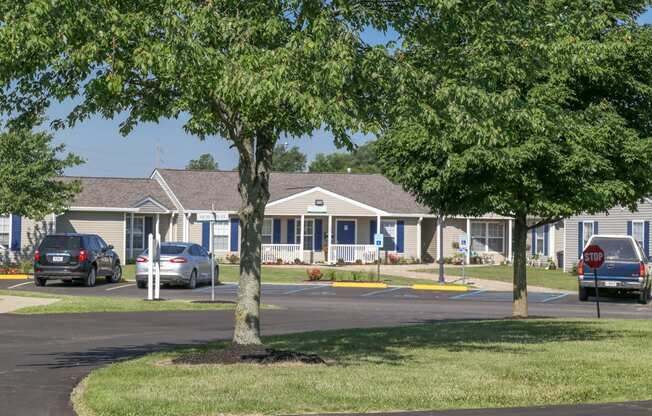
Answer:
(87, 237, 100, 251)
(590, 237, 639, 262)
(96, 236, 107, 249)
(40, 235, 81, 250)
(160, 245, 186, 255)
(198, 247, 209, 257)
(190, 245, 202, 256)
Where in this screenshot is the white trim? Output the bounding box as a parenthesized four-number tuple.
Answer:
(335, 218, 358, 245)
(69, 206, 138, 212)
(150, 170, 185, 211)
(632, 220, 645, 247)
(262, 217, 274, 244)
(562, 220, 567, 272)
(133, 196, 170, 213)
(508, 219, 513, 262)
(266, 187, 389, 216)
(379, 218, 398, 253)
(436, 217, 442, 263)
(416, 217, 422, 261)
(465, 218, 471, 264)
(294, 216, 314, 250)
(469, 220, 506, 255)
(580, 220, 595, 250)
(327, 215, 333, 263)
(211, 217, 231, 252)
(0, 214, 12, 251)
(184, 209, 238, 214)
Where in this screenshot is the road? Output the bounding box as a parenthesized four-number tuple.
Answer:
(1, 279, 651, 416)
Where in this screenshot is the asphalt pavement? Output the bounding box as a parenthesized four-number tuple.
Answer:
(1, 278, 651, 416)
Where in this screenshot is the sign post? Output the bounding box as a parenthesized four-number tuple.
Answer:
(583, 244, 605, 318)
(147, 233, 153, 301)
(374, 233, 384, 281)
(198, 211, 228, 301)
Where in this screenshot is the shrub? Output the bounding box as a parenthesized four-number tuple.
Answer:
(354, 259, 363, 265)
(336, 258, 345, 266)
(293, 258, 303, 265)
(20, 260, 33, 274)
(388, 253, 400, 265)
(276, 258, 284, 265)
(307, 268, 323, 281)
(351, 271, 362, 281)
(324, 270, 336, 281)
(226, 254, 240, 264)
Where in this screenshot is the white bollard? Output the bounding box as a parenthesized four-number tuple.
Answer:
(147, 233, 153, 301)
(154, 233, 161, 300)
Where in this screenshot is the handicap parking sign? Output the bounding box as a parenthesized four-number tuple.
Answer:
(374, 233, 384, 248)
(458, 234, 468, 253)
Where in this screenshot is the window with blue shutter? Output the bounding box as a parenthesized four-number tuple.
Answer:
(272, 219, 281, 244)
(230, 218, 239, 252)
(314, 219, 323, 251)
(531, 228, 536, 255)
(10, 214, 21, 251)
(287, 219, 295, 245)
(627, 221, 633, 236)
(645, 221, 650, 258)
(396, 220, 404, 253)
(543, 224, 549, 256)
(201, 222, 210, 251)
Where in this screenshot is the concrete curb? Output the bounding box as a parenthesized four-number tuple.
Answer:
(332, 282, 388, 289)
(0, 274, 30, 280)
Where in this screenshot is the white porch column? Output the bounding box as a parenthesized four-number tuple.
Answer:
(549, 223, 556, 262)
(183, 213, 189, 242)
(416, 217, 423, 261)
(155, 214, 160, 241)
(466, 217, 471, 265)
(376, 214, 381, 234)
(300, 215, 305, 262)
(129, 213, 134, 259)
(327, 215, 333, 264)
(508, 219, 513, 262)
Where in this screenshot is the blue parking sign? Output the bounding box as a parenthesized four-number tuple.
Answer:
(374, 233, 384, 248)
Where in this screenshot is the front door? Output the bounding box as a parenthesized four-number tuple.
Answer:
(336, 221, 356, 244)
(144, 217, 153, 239)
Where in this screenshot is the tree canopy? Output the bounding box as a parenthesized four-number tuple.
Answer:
(186, 153, 219, 171)
(0, 128, 81, 219)
(377, 1, 652, 316)
(272, 144, 306, 172)
(0, 1, 380, 345)
(309, 140, 381, 173)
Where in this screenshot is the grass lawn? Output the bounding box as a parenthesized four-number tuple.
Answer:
(416, 265, 577, 291)
(0, 289, 240, 314)
(124, 263, 441, 286)
(74, 318, 652, 416)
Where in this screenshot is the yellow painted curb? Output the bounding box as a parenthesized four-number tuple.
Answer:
(412, 284, 468, 292)
(332, 282, 388, 289)
(0, 274, 31, 280)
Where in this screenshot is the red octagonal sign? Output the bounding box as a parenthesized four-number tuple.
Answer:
(583, 245, 605, 269)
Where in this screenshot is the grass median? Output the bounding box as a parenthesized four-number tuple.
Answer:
(0, 289, 243, 314)
(74, 318, 652, 416)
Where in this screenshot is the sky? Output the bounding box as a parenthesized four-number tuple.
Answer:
(50, 9, 651, 178)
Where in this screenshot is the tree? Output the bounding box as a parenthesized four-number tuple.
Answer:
(186, 153, 219, 171)
(0, 128, 81, 218)
(309, 140, 380, 173)
(377, 2, 652, 317)
(272, 144, 306, 172)
(0, 1, 376, 344)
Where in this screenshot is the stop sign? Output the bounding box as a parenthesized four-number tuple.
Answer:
(583, 245, 605, 269)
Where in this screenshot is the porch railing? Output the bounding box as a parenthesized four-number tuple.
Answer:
(261, 244, 302, 264)
(330, 244, 378, 264)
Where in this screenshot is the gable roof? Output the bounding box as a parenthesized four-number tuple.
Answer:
(60, 176, 174, 211)
(155, 169, 431, 215)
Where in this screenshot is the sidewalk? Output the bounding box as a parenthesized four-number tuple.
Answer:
(0, 295, 59, 313)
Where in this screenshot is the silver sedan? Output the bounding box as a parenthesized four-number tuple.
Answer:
(135, 242, 219, 289)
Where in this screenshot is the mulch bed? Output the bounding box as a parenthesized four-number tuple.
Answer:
(173, 344, 326, 365)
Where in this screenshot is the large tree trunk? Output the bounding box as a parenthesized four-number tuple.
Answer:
(512, 213, 528, 317)
(232, 132, 274, 346)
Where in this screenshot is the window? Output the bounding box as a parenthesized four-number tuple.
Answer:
(0, 215, 9, 247)
(535, 226, 545, 256)
(261, 218, 273, 244)
(632, 221, 645, 250)
(295, 219, 314, 250)
(126, 216, 145, 254)
(582, 221, 594, 248)
(471, 222, 504, 253)
(381, 220, 397, 251)
(213, 220, 229, 251)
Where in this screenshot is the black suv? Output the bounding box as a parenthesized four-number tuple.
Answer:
(34, 233, 122, 287)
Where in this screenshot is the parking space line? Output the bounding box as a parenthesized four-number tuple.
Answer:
(8, 281, 32, 289)
(283, 285, 329, 295)
(450, 289, 488, 300)
(541, 293, 569, 303)
(105, 284, 136, 291)
(361, 286, 404, 297)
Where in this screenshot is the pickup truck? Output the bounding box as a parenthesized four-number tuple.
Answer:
(578, 235, 651, 304)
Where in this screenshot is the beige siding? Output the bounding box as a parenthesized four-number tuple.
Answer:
(136, 200, 167, 213)
(177, 214, 185, 242)
(421, 218, 437, 263)
(187, 214, 203, 245)
(56, 211, 126, 264)
(442, 218, 466, 258)
(265, 189, 378, 217)
(0, 216, 56, 263)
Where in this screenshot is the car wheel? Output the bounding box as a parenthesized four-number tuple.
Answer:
(137, 280, 147, 289)
(84, 267, 97, 287)
(638, 286, 650, 305)
(186, 270, 197, 289)
(106, 263, 122, 283)
(578, 286, 589, 302)
(34, 276, 46, 287)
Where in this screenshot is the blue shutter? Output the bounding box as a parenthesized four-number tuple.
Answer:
(272, 219, 281, 244)
(543, 224, 549, 256)
(314, 219, 323, 251)
(201, 222, 210, 251)
(593, 222, 599, 235)
(10, 214, 21, 251)
(397, 220, 404, 253)
(230, 218, 239, 252)
(627, 221, 633, 236)
(645, 221, 650, 258)
(370, 220, 376, 244)
(577, 222, 584, 259)
(531, 228, 536, 255)
(287, 219, 295, 245)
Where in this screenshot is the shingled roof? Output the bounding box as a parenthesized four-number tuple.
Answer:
(155, 169, 431, 214)
(60, 176, 175, 210)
